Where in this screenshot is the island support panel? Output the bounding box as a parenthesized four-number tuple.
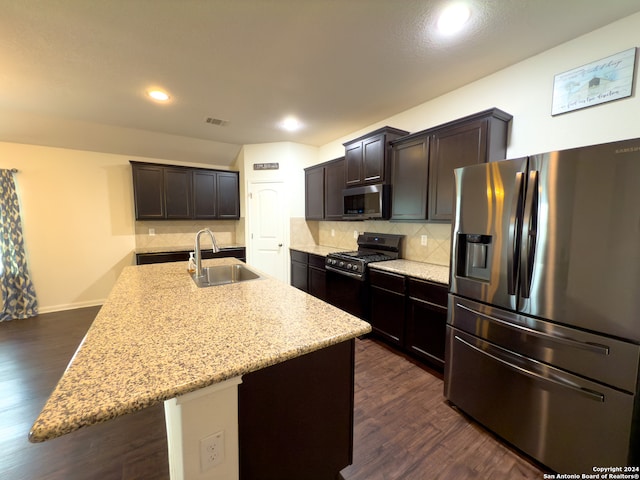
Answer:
(238, 339, 355, 480)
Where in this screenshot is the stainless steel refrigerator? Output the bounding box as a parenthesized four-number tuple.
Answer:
(445, 138, 640, 473)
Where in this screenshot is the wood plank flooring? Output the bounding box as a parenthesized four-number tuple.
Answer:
(0, 307, 545, 479)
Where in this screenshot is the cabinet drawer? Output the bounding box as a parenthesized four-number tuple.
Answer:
(308, 254, 326, 269)
(369, 269, 405, 294)
(407, 278, 447, 306)
(290, 250, 308, 264)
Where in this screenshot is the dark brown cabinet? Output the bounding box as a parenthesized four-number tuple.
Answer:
(192, 169, 217, 219)
(290, 250, 309, 292)
(308, 254, 327, 301)
(304, 157, 345, 220)
(390, 135, 430, 220)
(132, 163, 165, 219)
(304, 166, 325, 220)
(216, 172, 240, 218)
(239, 339, 355, 479)
(390, 108, 512, 221)
(164, 168, 192, 219)
(406, 278, 448, 368)
(343, 127, 408, 187)
(135, 247, 246, 265)
(369, 267, 448, 370)
(369, 269, 405, 347)
(131, 161, 240, 220)
(290, 249, 327, 301)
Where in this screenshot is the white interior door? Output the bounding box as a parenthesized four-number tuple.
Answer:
(247, 182, 288, 282)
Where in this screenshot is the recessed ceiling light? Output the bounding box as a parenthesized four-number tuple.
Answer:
(280, 116, 303, 132)
(147, 89, 170, 102)
(437, 3, 471, 35)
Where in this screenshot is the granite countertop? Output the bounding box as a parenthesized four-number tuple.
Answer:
(29, 258, 371, 443)
(370, 260, 450, 285)
(289, 245, 340, 257)
(290, 245, 450, 285)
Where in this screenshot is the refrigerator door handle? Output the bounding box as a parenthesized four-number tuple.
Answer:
(453, 334, 606, 402)
(520, 170, 539, 298)
(456, 302, 611, 355)
(507, 172, 525, 295)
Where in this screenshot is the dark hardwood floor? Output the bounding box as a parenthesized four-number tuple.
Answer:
(1, 307, 545, 479)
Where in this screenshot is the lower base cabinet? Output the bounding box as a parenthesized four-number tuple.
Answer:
(290, 250, 327, 301)
(369, 270, 405, 346)
(406, 278, 448, 369)
(369, 268, 448, 370)
(135, 247, 246, 265)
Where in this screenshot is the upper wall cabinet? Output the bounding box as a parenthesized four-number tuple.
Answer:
(343, 127, 408, 187)
(391, 108, 512, 221)
(131, 161, 240, 221)
(304, 157, 345, 220)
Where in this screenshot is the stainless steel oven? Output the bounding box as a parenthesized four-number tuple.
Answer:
(325, 232, 403, 319)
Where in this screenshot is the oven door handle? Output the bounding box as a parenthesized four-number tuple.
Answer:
(325, 264, 366, 281)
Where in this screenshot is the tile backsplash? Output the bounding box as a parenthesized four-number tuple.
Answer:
(135, 220, 242, 250)
(291, 218, 452, 266)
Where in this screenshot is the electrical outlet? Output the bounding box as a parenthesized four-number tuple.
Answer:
(148, 228, 155, 236)
(331, 229, 335, 237)
(421, 235, 428, 246)
(200, 430, 224, 472)
(353, 230, 359, 239)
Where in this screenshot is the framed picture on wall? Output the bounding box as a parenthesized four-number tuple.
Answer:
(551, 47, 637, 115)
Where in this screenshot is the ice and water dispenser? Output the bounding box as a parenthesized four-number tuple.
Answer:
(455, 233, 493, 282)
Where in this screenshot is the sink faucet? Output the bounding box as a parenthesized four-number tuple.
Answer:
(194, 228, 219, 277)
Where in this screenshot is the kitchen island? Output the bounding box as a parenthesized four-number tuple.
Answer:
(29, 258, 371, 479)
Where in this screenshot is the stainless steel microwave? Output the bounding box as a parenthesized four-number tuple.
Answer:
(342, 184, 390, 219)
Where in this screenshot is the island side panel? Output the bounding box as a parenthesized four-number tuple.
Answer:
(238, 339, 355, 480)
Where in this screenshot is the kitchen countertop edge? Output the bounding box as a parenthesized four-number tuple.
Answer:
(29, 258, 370, 443)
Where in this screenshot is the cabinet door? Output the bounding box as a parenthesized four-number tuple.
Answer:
(369, 270, 405, 346)
(216, 171, 240, 219)
(309, 266, 327, 301)
(429, 119, 488, 221)
(193, 170, 217, 219)
(391, 135, 429, 220)
(344, 142, 363, 186)
(324, 158, 345, 220)
(164, 168, 192, 219)
(132, 163, 165, 219)
(362, 134, 385, 184)
(406, 279, 448, 369)
(305, 166, 325, 220)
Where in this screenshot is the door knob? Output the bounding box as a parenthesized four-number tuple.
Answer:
(278, 243, 283, 247)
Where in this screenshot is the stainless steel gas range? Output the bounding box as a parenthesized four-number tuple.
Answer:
(325, 232, 404, 318)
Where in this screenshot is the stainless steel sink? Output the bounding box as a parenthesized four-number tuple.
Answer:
(191, 264, 262, 288)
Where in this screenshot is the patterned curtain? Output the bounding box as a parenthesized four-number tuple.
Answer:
(0, 169, 38, 321)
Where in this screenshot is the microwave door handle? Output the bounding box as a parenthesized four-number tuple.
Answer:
(520, 170, 539, 298)
(507, 172, 525, 296)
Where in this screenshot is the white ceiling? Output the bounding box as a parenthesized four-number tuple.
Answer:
(2, 0, 640, 166)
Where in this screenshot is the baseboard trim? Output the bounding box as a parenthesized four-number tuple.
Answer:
(38, 300, 105, 314)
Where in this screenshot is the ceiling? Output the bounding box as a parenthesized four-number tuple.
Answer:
(2, 0, 640, 166)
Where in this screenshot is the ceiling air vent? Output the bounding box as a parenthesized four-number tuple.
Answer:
(205, 117, 229, 127)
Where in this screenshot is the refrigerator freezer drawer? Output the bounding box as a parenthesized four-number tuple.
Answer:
(448, 295, 640, 393)
(444, 327, 637, 472)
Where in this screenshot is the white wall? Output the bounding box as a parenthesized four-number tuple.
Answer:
(318, 12, 640, 162)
